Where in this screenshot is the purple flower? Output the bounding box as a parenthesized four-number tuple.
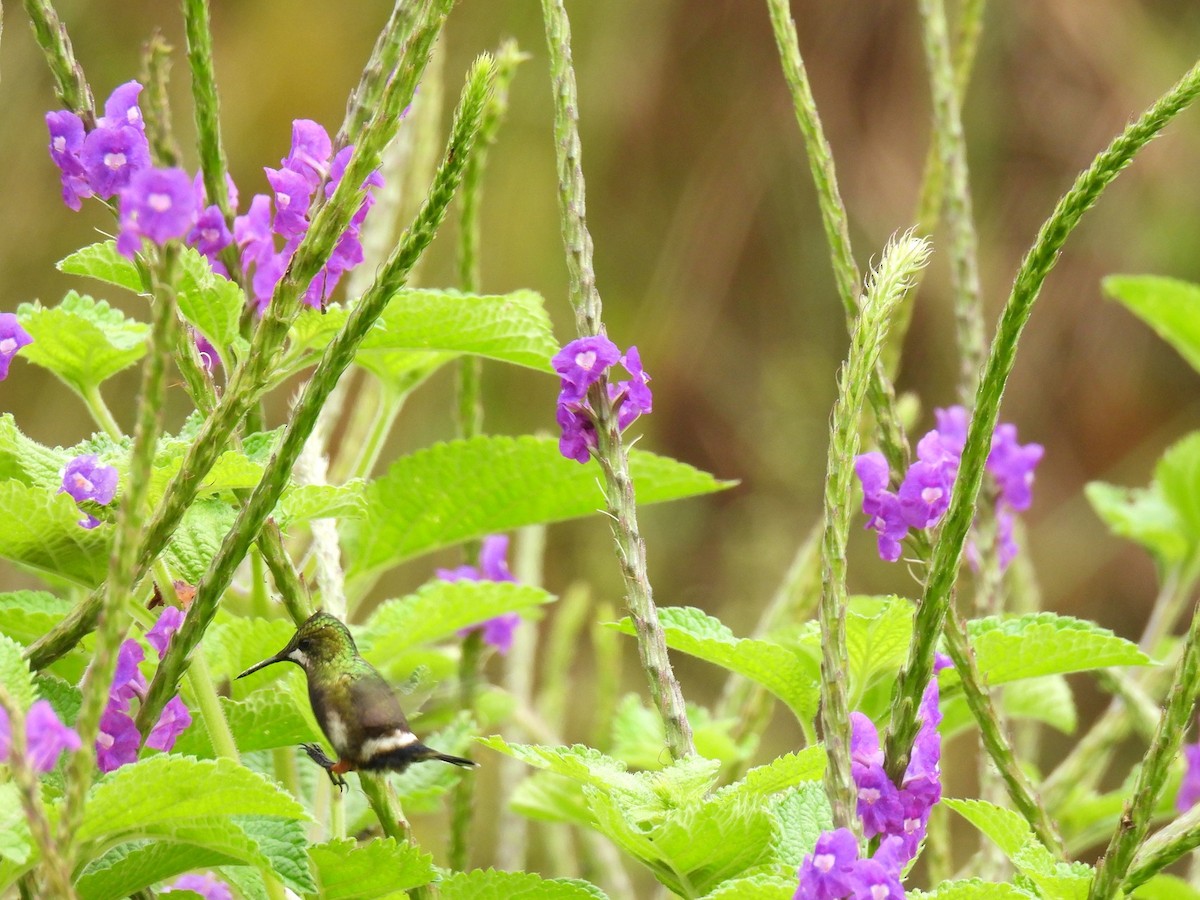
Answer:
(45, 111, 92, 210)
(59, 455, 118, 528)
(987, 423, 1043, 512)
(609, 346, 653, 430)
(794, 828, 859, 900)
(81, 124, 150, 199)
(854, 453, 908, 562)
(117, 167, 199, 258)
(282, 119, 332, 187)
(165, 873, 234, 900)
(557, 402, 598, 464)
(0, 314, 33, 381)
(266, 165, 314, 239)
(195, 335, 221, 373)
(95, 702, 140, 772)
(100, 81, 145, 133)
(847, 858, 904, 900)
(147, 606, 186, 659)
(146, 695, 192, 751)
(109, 639, 148, 705)
(553, 336, 621, 403)
(439, 535, 523, 654)
(6, 700, 82, 773)
(1178, 722, 1200, 812)
(188, 205, 234, 270)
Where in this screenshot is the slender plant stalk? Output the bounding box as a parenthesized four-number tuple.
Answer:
(139, 31, 181, 168)
(448, 42, 523, 868)
(57, 246, 178, 865)
(762, 0, 911, 474)
(540, 0, 695, 761)
(1090, 590, 1200, 898)
(23, 0, 448, 671)
(1127, 788, 1200, 889)
(22, 0, 93, 123)
(359, 771, 412, 842)
(337, 0, 421, 147)
(917, 0, 985, 402)
(819, 233, 930, 834)
(135, 55, 496, 736)
(885, 56, 1200, 786)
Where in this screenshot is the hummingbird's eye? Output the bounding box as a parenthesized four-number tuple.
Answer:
(297, 638, 312, 653)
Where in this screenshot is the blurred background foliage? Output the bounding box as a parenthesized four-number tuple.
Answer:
(4, 0, 1200, 832)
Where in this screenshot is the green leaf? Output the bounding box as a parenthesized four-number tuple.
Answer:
(309, 837, 435, 899)
(392, 715, 478, 812)
(77, 756, 310, 843)
(345, 435, 734, 580)
(32, 673, 82, 726)
(290, 289, 559, 386)
(1001, 675, 1077, 734)
(1086, 481, 1189, 564)
(963, 613, 1153, 686)
(510, 772, 595, 827)
(0, 414, 68, 486)
(1156, 432, 1200, 551)
(1133, 874, 1200, 899)
(0, 784, 32, 867)
(1104, 275, 1200, 375)
(609, 695, 754, 769)
(719, 748, 826, 799)
(1012, 848, 1094, 900)
(767, 783, 831, 867)
(436, 869, 609, 900)
(149, 447, 266, 507)
(0, 591, 71, 646)
(16, 292, 147, 392)
(76, 841, 243, 900)
(908, 880, 1036, 899)
(203, 616, 298, 695)
(175, 246, 246, 354)
(162, 498, 238, 584)
(611, 607, 819, 722)
(698, 874, 797, 899)
(362, 580, 555, 660)
(231, 815, 315, 894)
(170, 691, 323, 758)
(58, 241, 144, 294)
(276, 481, 367, 526)
(0, 634, 36, 711)
(0, 481, 111, 585)
(944, 798, 1035, 859)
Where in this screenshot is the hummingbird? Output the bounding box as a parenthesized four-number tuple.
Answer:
(237, 611, 476, 790)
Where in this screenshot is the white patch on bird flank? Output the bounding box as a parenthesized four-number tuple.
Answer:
(360, 730, 419, 761)
(326, 709, 349, 752)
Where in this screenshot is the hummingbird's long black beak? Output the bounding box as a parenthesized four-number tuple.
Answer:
(237, 652, 287, 679)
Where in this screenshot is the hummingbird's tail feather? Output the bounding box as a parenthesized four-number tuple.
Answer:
(432, 750, 477, 768)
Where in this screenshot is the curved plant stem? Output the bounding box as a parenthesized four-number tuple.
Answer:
(917, 0, 985, 402)
(540, 0, 694, 760)
(885, 56, 1200, 793)
(182, 0, 233, 224)
(23, 0, 94, 123)
(135, 54, 494, 736)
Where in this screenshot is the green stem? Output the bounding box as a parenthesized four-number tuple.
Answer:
(187, 648, 239, 761)
(1127, 791, 1200, 890)
(1090, 592, 1200, 898)
(762, 0, 911, 474)
(819, 233, 929, 835)
(22, 0, 94, 122)
(885, 56, 1200, 788)
(134, 54, 493, 738)
(257, 523, 313, 626)
(139, 30, 181, 168)
(449, 630, 484, 870)
(359, 772, 411, 842)
(337, 0, 422, 147)
(58, 245, 178, 863)
(540, 0, 694, 761)
(249, 546, 270, 619)
(917, 0, 985, 402)
(80, 385, 122, 439)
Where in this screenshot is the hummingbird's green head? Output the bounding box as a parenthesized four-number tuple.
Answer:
(237, 612, 358, 679)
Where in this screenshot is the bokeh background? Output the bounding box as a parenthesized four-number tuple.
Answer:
(4, 0, 1200, 877)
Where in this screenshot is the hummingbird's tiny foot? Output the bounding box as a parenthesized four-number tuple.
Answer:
(302, 742, 348, 791)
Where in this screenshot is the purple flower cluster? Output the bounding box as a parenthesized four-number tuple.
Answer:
(164, 873, 234, 900)
(855, 406, 1042, 567)
(795, 656, 949, 899)
(233, 119, 383, 311)
(552, 336, 652, 464)
(437, 535, 522, 654)
(59, 454, 119, 529)
(47, 83, 381, 311)
(0, 314, 32, 382)
(0, 700, 81, 773)
(95, 606, 191, 772)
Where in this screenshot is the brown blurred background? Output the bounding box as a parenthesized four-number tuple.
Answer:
(4, 0, 1200, 851)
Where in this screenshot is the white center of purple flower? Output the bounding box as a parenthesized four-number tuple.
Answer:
(126, 109, 141, 126)
(148, 192, 173, 214)
(201, 227, 219, 242)
(920, 486, 944, 505)
(870, 887, 888, 900)
(104, 151, 128, 171)
(814, 852, 836, 873)
(278, 193, 292, 209)
(96, 730, 114, 750)
(860, 787, 880, 804)
(52, 136, 67, 153)
(0, 338, 15, 355)
(71, 473, 96, 494)
(575, 350, 597, 370)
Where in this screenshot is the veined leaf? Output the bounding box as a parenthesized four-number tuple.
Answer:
(698, 873, 800, 899)
(17, 292, 146, 393)
(344, 435, 734, 581)
(907, 880, 1036, 899)
(611, 607, 819, 722)
(0, 481, 111, 586)
(1086, 480, 1188, 565)
(0, 590, 71, 647)
(174, 246, 245, 354)
(309, 837, 435, 899)
(767, 783, 831, 868)
(944, 798, 1035, 859)
(362, 579, 555, 660)
(75, 841, 243, 900)
(170, 691, 322, 758)
(1103, 275, 1200, 376)
(718, 748, 826, 800)
(0, 414, 67, 486)
(58, 241, 143, 294)
(435, 869, 609, 900)
(0, 784, 32, 866)
(0, 635, 35, 711)
(161, 498, 237, 584)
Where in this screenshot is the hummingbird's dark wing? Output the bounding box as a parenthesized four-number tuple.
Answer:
(349, 667, 413, 738)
